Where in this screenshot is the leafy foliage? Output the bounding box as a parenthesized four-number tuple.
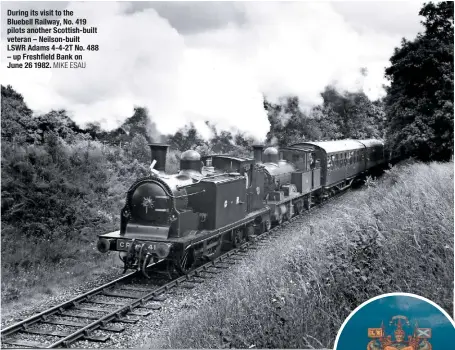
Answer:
(168, 123, 205, 151)
(167, 121, 254, 157)
(320, 86, 386, 139)
(1, 85, 38, 143)
(265, 88, 385, 147)
(385, 1, 454, 161)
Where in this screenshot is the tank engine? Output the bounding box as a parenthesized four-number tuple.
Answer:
(97, 144, 269, 276)
(253, 145, 320, 225)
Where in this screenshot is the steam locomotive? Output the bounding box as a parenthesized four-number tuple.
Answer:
(97, 139, 386, 276)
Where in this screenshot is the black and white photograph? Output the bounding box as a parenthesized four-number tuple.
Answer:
(1, 1, 454, 349)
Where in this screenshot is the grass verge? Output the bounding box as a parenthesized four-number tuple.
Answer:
(150, 161, 454, 349)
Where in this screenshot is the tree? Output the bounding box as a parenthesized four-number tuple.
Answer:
(35, 110, 87, 143)
(320, 86, 384, 140)
(207, 122, 237, 154)
(167, 123, 205, 151)
(130, 134, 151, 164)
(264, 91, 384, 147)
(384, 1, 454, 161)
(265, 96, 323, 146)
(1, 85, 38, 144)
(95, 107, 162, 146)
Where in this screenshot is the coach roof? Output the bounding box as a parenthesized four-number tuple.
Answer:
(357, 139, 384, 148)
(291, 140, 365, 154)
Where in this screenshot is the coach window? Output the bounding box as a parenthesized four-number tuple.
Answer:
(292, 153, 299, 164)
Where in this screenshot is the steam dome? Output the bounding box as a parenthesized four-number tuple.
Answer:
(181, 150, 201, 161)
(263, 147, 278, 155)
(263, 147, 279, 163)
(180, 150, 202, 173)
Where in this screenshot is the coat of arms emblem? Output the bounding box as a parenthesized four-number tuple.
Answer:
(367, 315, 432, 350)
(141, 196, 155, 214)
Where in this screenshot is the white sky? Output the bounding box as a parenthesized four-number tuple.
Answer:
(1, 1, 425, 141)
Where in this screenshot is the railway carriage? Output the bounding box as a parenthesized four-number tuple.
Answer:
(358, 139, 386, 170)
(290, 139, 386, 198)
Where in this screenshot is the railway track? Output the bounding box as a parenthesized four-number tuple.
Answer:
(1, 189, 350, 349)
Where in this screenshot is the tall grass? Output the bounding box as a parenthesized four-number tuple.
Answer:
(150, 161, 454, 349)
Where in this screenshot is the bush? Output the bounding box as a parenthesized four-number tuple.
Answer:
(1, 135, 150, 303)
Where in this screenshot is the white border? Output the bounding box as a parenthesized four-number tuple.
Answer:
(333, 292, 455, 349)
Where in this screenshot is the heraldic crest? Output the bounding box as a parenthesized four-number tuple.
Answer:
(367, 315, 432, 350)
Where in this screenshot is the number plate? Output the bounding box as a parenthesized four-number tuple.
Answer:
(116, 240, 157, 251)
(116, 239, 132, 251)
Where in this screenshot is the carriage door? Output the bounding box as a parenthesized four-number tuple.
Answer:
(244, 164, 254, 213)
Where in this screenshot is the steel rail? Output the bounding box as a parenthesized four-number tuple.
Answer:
(0, 270, 138, 338)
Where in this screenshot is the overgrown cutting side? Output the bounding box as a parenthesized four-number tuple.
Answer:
(151, 161, 454, 349)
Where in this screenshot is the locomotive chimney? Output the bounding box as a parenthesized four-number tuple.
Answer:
(252, 145, 264, 163)
(148, 143, 169, 172)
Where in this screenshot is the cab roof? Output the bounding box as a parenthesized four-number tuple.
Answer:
(202, 154, 253, 163)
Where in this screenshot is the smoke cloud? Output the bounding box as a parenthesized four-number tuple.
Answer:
(1, 1, 423, 141)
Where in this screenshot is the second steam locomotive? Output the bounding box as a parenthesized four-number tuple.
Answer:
(97, 139, 386, 276)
